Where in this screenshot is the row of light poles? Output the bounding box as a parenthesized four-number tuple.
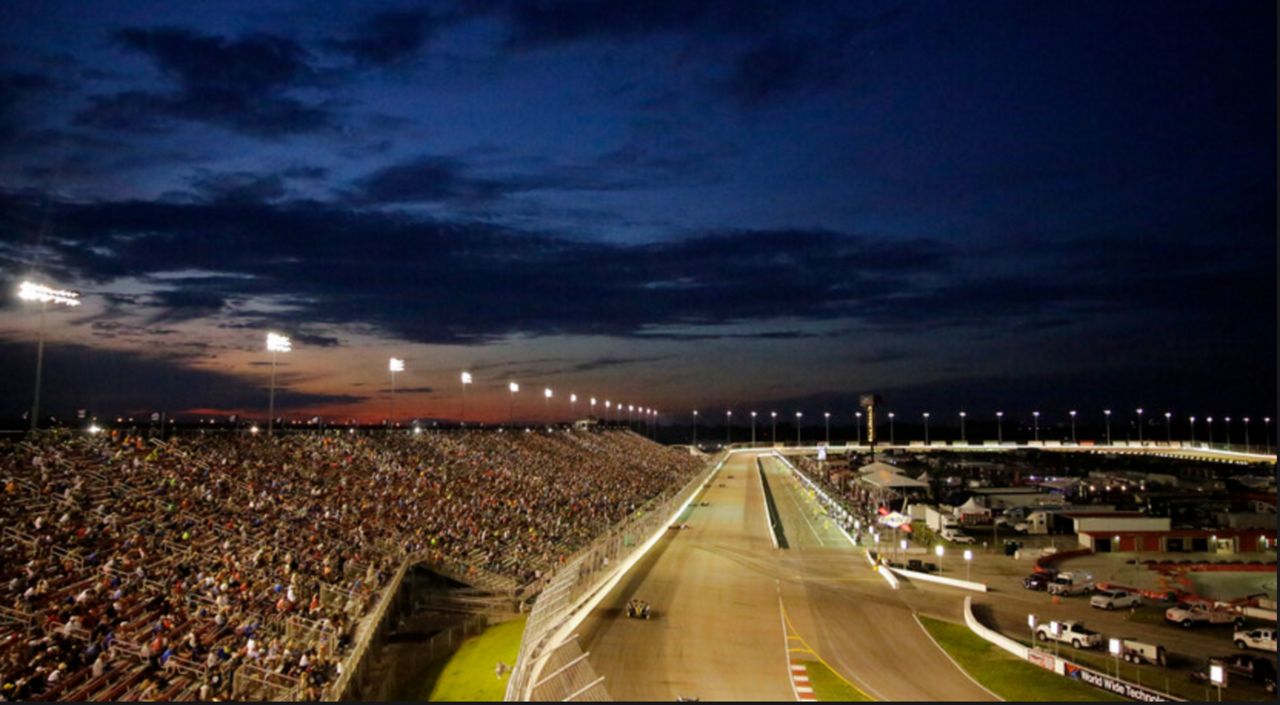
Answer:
(688, 405, 1275, 452)
(12, 279, 1276, 452)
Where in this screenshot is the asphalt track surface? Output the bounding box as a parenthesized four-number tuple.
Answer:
(577, 451, 996, 701)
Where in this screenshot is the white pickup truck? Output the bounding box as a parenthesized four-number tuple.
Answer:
(1035, 620, 1102, 649)
(940, 526, 975, 544)
(1164, 602, 1242, 628)
(1234, 627, 1277, 653)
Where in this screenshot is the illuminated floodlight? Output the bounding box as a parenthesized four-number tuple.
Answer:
(250, 425, 260, 434)
(590, 397, 597, 406)
(461, 371, 472, 384)
(935, 544, 945, 557)
(544, 388, 553, 399)
(19, 281, 82, 307)
(87, 424, 102, 434)
(1209, 664, 1224, 685)
(1109, 638, 1121, 656)
(570, 393, 578, 403)
(509, 381, 520, 393)
(266, 332, 292, 353)
(389, 357, 405, 372)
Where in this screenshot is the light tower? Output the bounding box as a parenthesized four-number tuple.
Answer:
(265, 333, 292, 435)
(923, 412, 931, 445)
(824, 411, 831, 445)
(1136, 408, 1144, 444)
(508, 381, 519, 423)
(795, 411, 803, 445)
(570, 393, 578, 418)
(1223, 416, 1232, 446)
(1032, 411, 1040, 442)
(855, 411, 863, 445)
(460, 371, 473, 424)
(1069, 410, 1077, 444)
(17, 280, 81, 432)
(543, 388, 553, 423)
(1189, 415, 1196, 444)
(1164, 411, 1172, 444)
(888, 411, 896, 444)
(1104, 409, 1112, 445)
(750, 411, 758, 446)
(726, 410, 733, 445)
(388, 357, 405, 424)
(770, 411, 777, 442)
(959, 411, 966, 443)
(590, 397, 597, 419)
(996, 411, 1004, 443)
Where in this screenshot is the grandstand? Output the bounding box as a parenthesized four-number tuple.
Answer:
(0, 428, 703, 701)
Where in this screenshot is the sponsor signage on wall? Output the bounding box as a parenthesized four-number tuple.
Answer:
(1065, 663, 1174, 702)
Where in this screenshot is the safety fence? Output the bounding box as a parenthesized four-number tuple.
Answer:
(505, 451, 727, 701)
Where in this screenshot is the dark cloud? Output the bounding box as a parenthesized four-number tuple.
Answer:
(75, 27, 332, 138)
(149, 288, 227, 321)
(188, 170, 288, 203)
(0, 339, 363, 418)
(327, 9, 444, 66)
(725, 35, 844, 106)
(374, 386, 434, 394)
(353, 156, 514, 204)
(499, 0, 786, 47)
(0, 71, 54, 142)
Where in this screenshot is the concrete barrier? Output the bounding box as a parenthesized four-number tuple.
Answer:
(890, 568, 988, 592)
(868, 550, 900, 589)
(962, 596, 1029, 660)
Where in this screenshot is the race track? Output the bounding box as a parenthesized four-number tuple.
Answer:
(577, 451, 996, 701)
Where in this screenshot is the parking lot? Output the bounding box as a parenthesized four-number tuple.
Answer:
(894, 547, 1277, 700)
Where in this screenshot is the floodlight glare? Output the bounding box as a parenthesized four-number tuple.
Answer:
(266, 332, 292, 353)
(509, 381, 520, 393)
(19, 281, 81, 307)
(389, 357, 405, 372)
(461, 371, 473, 384)
(544, 388, 553, 398)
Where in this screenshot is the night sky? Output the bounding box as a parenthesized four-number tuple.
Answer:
(0, 1, 1275, 428)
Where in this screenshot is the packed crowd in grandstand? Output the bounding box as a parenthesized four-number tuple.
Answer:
(0, 428, 703, 701)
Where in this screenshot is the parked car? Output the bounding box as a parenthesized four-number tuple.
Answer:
(1035, 620, 1102, 649)
(940, 526, 975, 544)
(1023, 572, 1053, 591)
(1048, 572, 1094, 596)
(1091, 588, 1142, 610)
(1234, 627, 1277, 653)
(1115, 638, 1166, 666)
(1191, 654, 1276, 693)
(1165, 602, 1242, 628)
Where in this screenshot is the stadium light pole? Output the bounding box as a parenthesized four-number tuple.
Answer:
(1189, 416, 1196, 444)
(570, 393, 578, 419)
(1264, 417, 1271, 455)
(388, 357, 405, 424)
(1136, 407, 1144, 444)
(795, 411, 803, 445)
(590, 397, 597, 420)
(18, 281, 81, 432)
(996, 411, 1004, 443)
(508, 382, 519, 424)
(692, 410, 698, 446)
(1069, 410, 1077, 444)
(824, 411, 831, 445)
(1104, 409, 1112, 445)
(1225, 416, 1234, 447)
(1164, 411, 1172, 444)
(1032, 411, 1040, 442)
(1206, 416, 1214, 445)
(628, 404, 635, 429)
(265, 333, 292, 435)
(460, 371, 472, 424)
(751, 411, 757, 446)
(888, 412, 895, 445)
(771, 411, 777, 443)
(855, 411, 862, 445)
(1242, 417, 1250, 453)
(543, 388, 553, 423)
(959, 411, 966, 443)
(726, 410, 732, 445)
(923, 412, 930, 445)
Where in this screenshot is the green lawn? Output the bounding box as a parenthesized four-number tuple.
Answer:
(800, 659, 874, 701)
(421, 616, 527, 702)
(917, 615, 1125, 702)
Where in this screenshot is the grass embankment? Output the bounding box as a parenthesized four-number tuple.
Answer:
(414, 616, 526, 702)
(800, 659, 874, 701)
(917, 615, 1124, 702)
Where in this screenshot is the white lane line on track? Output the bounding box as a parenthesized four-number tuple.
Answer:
(910, 612, 1003, 701)
(776, 581, 801, 702)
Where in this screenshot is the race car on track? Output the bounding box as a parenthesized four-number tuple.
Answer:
(627, 599, 652, 620)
